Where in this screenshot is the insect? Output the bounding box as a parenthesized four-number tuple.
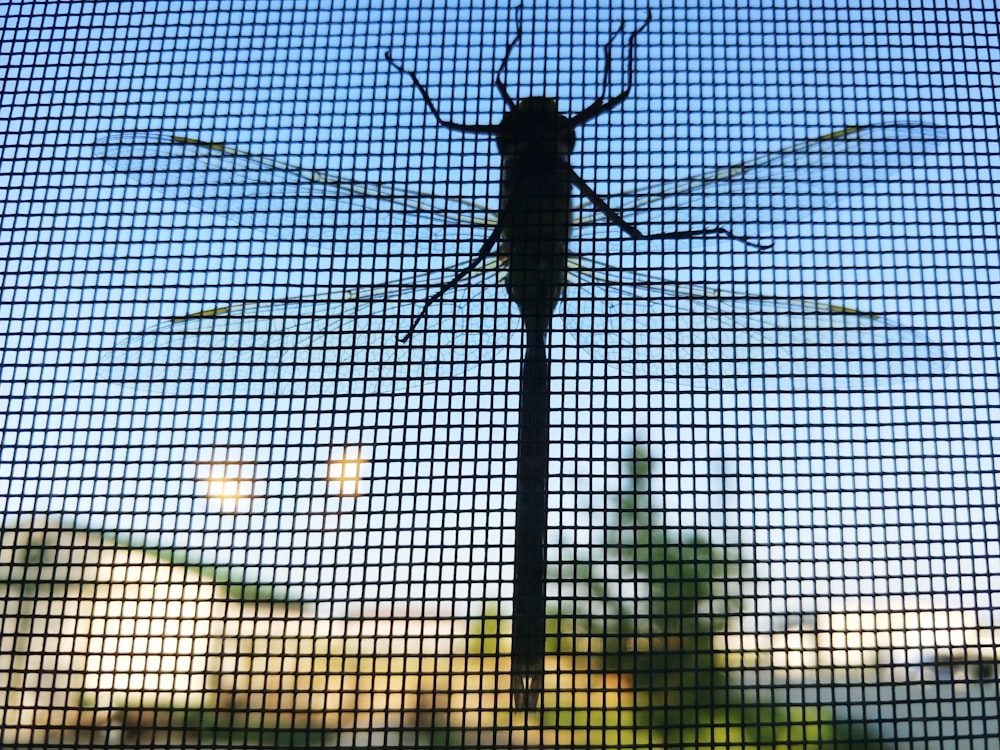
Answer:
(93, 10, 944, 710)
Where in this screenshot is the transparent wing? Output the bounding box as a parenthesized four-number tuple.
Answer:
(92, 132, 494, 246)
(584, 122, 952, 240)
(92, 127, 943, 396)
(94, 124, 950, 248)
(102, 255, 939, 397)
(561, 262, 941, 387)
(101, 263, 513, 397)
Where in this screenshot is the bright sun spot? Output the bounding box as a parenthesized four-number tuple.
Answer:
(201, 462, 257, 513)
(327, 447, 367, 496)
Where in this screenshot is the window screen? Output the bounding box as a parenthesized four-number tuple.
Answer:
(2, 1, 998, 747)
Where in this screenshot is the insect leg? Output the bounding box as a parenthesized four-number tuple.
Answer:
(398, 223, 506, 342)
(572, 10, 653, 125)
(568, 166, 772, 249)
(494, 5, 525, 110)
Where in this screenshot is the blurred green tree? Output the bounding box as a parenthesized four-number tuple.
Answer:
(542, 443, 887, 749)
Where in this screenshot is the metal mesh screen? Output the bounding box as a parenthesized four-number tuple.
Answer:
(2, 1, 998, 747)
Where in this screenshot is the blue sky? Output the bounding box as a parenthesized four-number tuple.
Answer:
(2, 0, 998, 625)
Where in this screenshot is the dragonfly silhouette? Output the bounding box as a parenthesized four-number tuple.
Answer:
(94, 11, 945, 709)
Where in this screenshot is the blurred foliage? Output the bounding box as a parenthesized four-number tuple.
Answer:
(11, 446, 894, 747)
(529, 443, 886, 749)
